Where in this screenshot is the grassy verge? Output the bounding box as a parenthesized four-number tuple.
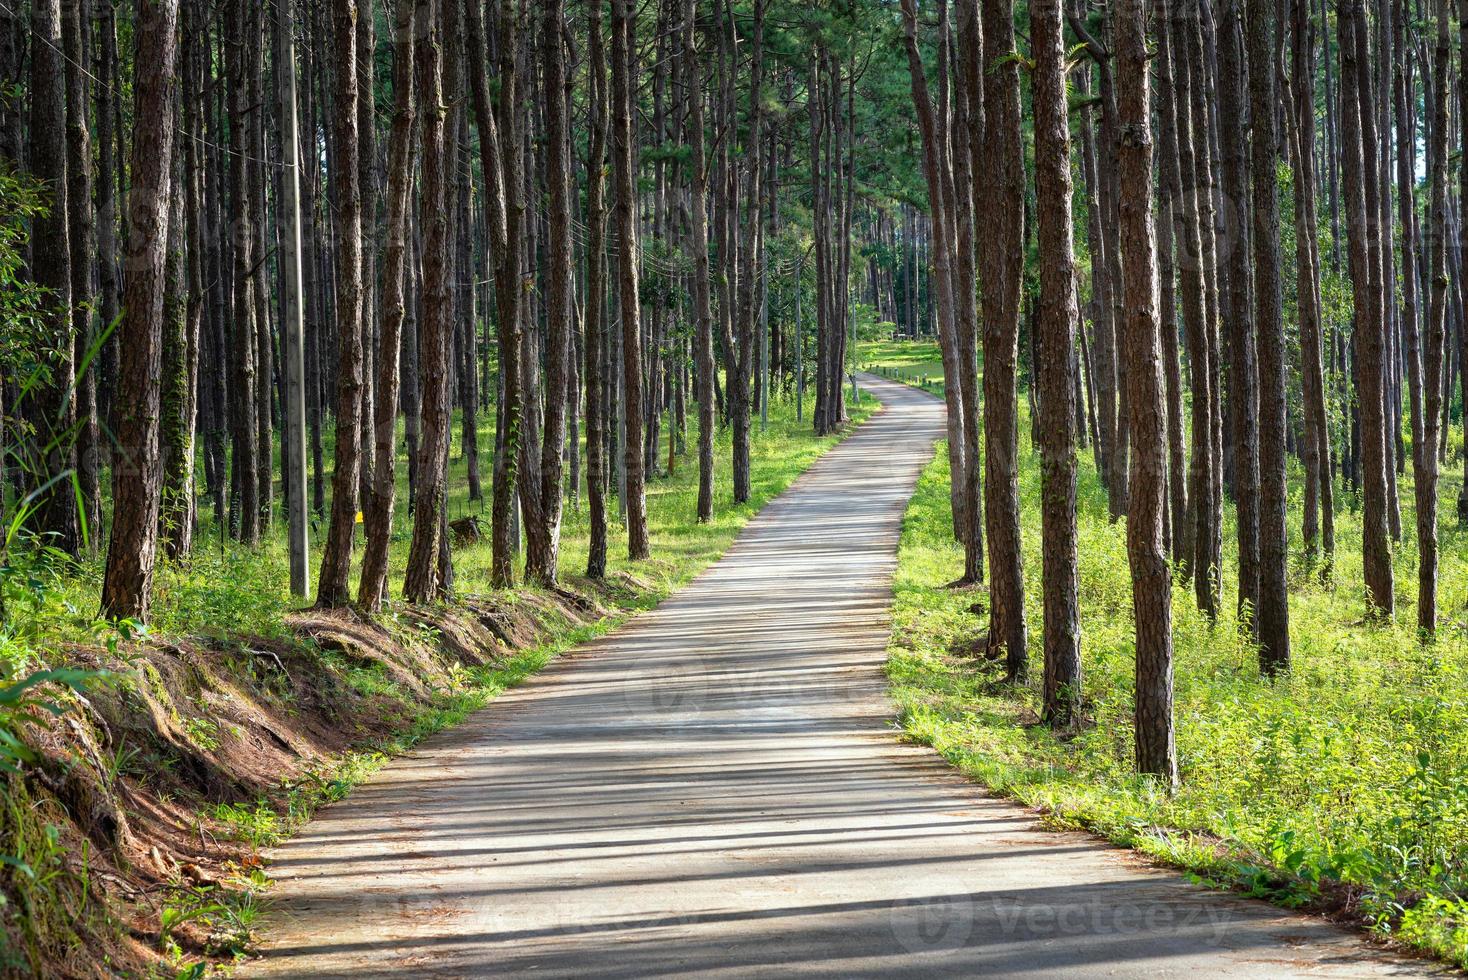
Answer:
(858, 340, 947, 400)
(867, 341, 1468, 969)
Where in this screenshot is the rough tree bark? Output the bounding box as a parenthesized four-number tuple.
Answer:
(1248, 0, 1290, 669)
(1170, 0, 1219, 617)
(227, 0, 260, 546)
(359, 0, 416, 611)
(159, 162, 198, 560)
(95, 2, 120, 441)
(585, 0, 612, 574)
(730, 0, 766, 505)
(316, 0, 366, 608)
(249, 0, 272, 532)
(28, 0, 78, 555)
(898, 0, 969, 551)
(464, 0, 524, 587)
(955, 0, 986, 584)
(100, 0, 180, 622)
(1120, 0, 1178, 788)
(979, 0, 1027, 680)
(1459, 0, 1468, 525)
(1287, 0, 1334, 573)
(1154, 4, 1191, 570)
(1032, 0, 1081, 727)
(1217, 0, 1259, 626)
(403, 0, 453, 603)
(612, 0, 650, 558)
(683, 0, 716, 526)
(356, 0, 378, 511)
(163, 3, 206, 562)
(528, 0, 573, 586)
(1340, 0, 1395, 618)
(1416, 0, 1450, 636)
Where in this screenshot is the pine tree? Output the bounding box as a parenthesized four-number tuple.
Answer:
(100, 0, 181, 622)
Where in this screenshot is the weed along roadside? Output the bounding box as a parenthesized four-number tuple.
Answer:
(0, 397, 874, 978)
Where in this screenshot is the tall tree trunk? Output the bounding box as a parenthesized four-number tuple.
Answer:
(228, 0, 260, 545)
(204, 32, 231, 526)
(403, 0, 452, 603)
(1376, 1, 1402, 546)
(465, 0, 525, 587)
(316, 0, 366, 607)
(1393, 0, 1423, 559)
(359, 0, 417, 610)
(585, 0, 612, 575)
(250, 0, 273, 532)
(160, 156, 198, 560)
(1121, 0, 1178, 788)
(357, 0, 378, 511)
(1416, 0, 1451, 636)
(897, 2, 968, 548)
(94, 2, 120, 443)
(63, 0, 100, 548)
(683, 0, 716, 526)
(527, 0, 573, 586)
(164, 3, 206, 562)
(979, 0, 1027, 679)
(1340, 0, 1395, 617)
(1171, 0, 1219, 616)
(1154, 4, 1191, 570)
(1032, 0, 1080, 727)
(1288, 0, 1334, 573)
(304, 29, 326, 519)
(28, 0, 77, 554)
(100, 0, 180, 622)
(1070, 8, 1127, 515)
(612, 0, 650, 558)
(729, 0, 766, 505)
(1077, 74, 1116, 494)
(1458, 1, 1468, 524)
(955, 0, 985, 584)
(1218, 0, 1260, 626)
(456, 116, 481, 507)
(1249, 0, 1290, 669)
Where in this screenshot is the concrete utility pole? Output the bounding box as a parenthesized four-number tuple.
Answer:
(795, 256, 805, 423)
(280, 0, 310, 598)
(760, 274, 770, 432)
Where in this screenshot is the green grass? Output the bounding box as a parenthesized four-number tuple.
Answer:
(859, 339, 944, 374)
(858, 340, 947, 399)
(867, 341, 1468, 967)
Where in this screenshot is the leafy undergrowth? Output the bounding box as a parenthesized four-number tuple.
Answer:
(0, 394, 875, 978)
(887, 435, 1468, 971)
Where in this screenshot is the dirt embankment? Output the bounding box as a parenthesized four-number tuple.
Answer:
(2, 576, 634, 978)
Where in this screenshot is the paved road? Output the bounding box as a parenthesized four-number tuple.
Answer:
(252, 376, 1434, 978)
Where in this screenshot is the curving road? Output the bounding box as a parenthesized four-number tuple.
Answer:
(252, 376, 1434, 978)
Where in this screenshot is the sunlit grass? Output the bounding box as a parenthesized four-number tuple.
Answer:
(857, 340, 946, 398)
